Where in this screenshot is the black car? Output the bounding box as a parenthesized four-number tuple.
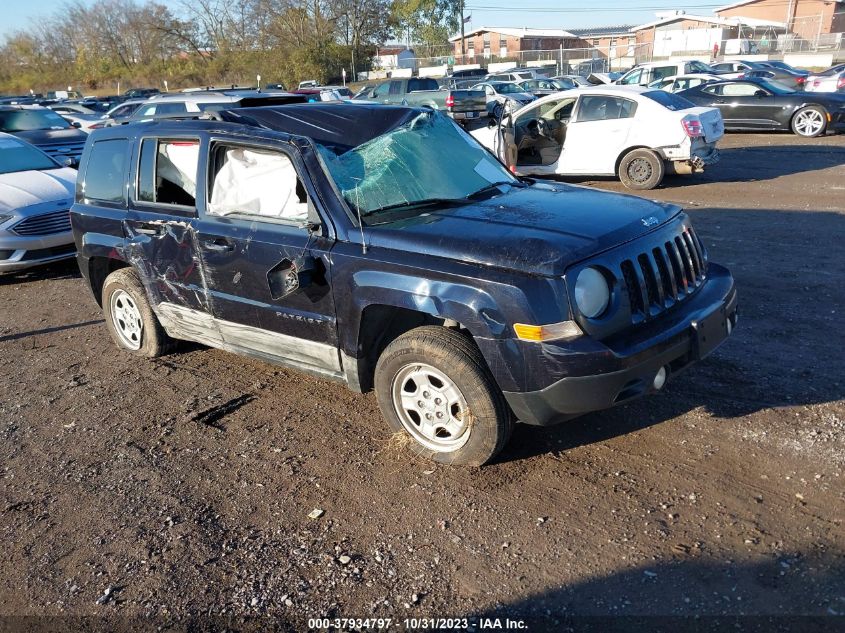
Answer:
(740, 67, 806, 90)
(760, 60, 809, 77)
(678, 78, 845, 137)
(70, 104, 737, 466)
(0, 105, 88, 164)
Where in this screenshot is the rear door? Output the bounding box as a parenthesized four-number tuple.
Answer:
(194, 138, 341, 376)
(558, 93, 637, 174)
(126, 135, 221, 343)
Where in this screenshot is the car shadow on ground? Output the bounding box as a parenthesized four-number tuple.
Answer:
(0, 258, 80, 286)
(466, 554, 844, 631)
(498, 206, 844, 464)
(544, 139, 845, 188)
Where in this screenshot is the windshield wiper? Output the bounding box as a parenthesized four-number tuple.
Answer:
(465, 180, 524, 200)
(361, 197, 469, 217)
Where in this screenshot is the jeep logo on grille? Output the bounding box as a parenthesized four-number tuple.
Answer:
(641, 216, 659, 227)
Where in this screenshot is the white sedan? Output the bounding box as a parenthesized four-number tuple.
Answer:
(0, 133, 76, 272)
(647, 74, 721, 93)
(805, 64, 845, 93)
(470, 86, 724, 190)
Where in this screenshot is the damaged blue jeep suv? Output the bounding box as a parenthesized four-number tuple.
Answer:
(71, 103, 737, 466)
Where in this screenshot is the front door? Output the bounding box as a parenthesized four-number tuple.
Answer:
(706, 82, 780, 128)
(195, 139, 341, 377)
(558, 94, 636, 174)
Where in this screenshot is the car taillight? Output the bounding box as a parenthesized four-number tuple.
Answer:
(681, 116, 704, 138)
(797, 76, 806, 85)
(445, 94, 454, 108)
(89, 123, 105, 129)
(838, 76, 845, 90)
(737, 73, 746, 79)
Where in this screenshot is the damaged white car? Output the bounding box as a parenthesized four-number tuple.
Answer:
(471, 86, 724, 190)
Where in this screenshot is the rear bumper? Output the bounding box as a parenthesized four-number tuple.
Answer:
(0, 231, 76, 272)
(450, 110, 486, 120)
(502, 266, 737, 426)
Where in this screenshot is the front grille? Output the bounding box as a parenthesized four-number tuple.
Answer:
(37, 141, 85, 160)
(621, 225, 706, 323)
(11, 210, 71, 236)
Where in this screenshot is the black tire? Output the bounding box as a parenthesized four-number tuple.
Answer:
(374, 326, 513, 466)
(790, 105, 827, 138)
(102, 268, 175, 358)
(618, 148, 665, 190)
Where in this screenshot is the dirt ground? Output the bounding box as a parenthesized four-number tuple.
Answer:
(1, 133, 843, 632)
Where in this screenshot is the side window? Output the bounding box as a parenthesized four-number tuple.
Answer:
(702, 84, 721, 95)
(722, 82, 761, 96)
(652, 66, 677, 82)
(388, 81, 402, 95)
(155, 102, 187, 115)
(136, 138, 200, 208)
(140, 105, 157, 116)
(373, 83, 390, 98)
(82, 139, 128, 204)
(620, 69, 642, 85)
(207, 144, 309, 223)
(577, 96, 638, 122)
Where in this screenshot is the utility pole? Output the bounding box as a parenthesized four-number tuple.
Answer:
(460, 0, 466, 63)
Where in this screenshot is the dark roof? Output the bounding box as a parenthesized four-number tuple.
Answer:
(220, 103, 426, 149)
(568, 25, 634, 37)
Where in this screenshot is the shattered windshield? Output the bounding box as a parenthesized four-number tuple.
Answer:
(316, 111, 518, 220)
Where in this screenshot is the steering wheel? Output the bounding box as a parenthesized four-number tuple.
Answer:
(535, 117, 549, 138)
(525, 118, 541, 138)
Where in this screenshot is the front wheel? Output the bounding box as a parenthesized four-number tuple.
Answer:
(791, 106, 827, 137)
(374, 326, 513, 466)
(618, 148, 665, 190)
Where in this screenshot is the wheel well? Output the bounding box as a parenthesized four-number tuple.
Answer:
(615, 145, 657, 174)
(87, 257, 129, 306)
(355, 305, 465, 392)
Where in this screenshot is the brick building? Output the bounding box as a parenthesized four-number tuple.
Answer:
(449, 27, 579, 63)
(715, 0, 845, 40)
(568, 26, 637, 69)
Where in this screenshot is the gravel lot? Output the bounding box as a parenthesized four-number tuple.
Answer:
(1, 132, 843, 632)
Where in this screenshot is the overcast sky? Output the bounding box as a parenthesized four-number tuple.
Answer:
(1, 0, 732, 39)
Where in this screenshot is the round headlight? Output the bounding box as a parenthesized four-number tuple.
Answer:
(574, 267, 610, 319)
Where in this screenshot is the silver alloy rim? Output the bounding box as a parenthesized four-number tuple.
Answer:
(391, 363, 472, 452)
(110, 289, 143, 350)
(795, 109, 824, 136)
(628, 157, 653, 183)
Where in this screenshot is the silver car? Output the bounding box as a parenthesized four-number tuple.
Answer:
(0, 133, 76, 272)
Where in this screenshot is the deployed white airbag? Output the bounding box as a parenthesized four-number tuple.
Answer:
(209, 148, 308, 221)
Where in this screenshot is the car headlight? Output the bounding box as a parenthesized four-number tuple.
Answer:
(574, 267, 611, 318)
(0, 214, 13, 227)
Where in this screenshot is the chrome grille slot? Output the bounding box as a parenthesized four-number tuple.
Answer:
(11, 210, 71, 236)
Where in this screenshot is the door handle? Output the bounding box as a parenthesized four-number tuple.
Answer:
(134, 223, 164, 236)
(203, 239, 234, 253)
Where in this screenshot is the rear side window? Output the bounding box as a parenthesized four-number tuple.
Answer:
(407, 78, 438, 92)
(643, 90, 695, 111)
(651, 66, 677, 82)
(136, 138, 200, 208)
(81, 139, 128, 204)
(388, 81, 402, 95)
(155, 102, 188, 115)
(577, 95, 638, 122)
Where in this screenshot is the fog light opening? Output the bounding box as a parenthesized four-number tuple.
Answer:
(653, 366, 668, 391)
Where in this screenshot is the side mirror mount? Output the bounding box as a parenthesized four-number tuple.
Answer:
(754, 89, 767, 97)
(62, 156, 78, 168)
(70, 121, 82, 128)
(267, 255, 316, 300)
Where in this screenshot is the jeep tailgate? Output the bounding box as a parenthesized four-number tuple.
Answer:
(448, 89, 487, 114)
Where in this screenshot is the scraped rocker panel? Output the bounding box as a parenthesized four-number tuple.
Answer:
(156, 303, 342, 376)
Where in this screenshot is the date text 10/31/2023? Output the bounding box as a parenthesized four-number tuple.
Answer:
(307, 618, 528, 630)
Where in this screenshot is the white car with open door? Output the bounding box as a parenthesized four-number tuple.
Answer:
(470, 86, 724, 190)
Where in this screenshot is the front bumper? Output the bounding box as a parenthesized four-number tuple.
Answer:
(502, 266, 737, 426)
(0, 231, 76, 272)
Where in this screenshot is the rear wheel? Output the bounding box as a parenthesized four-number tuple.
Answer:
(102, 268, 174, 358)
(618, 148, 665, 190)
(791, 106, 827, 137)
(374, 326, 513, 466)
